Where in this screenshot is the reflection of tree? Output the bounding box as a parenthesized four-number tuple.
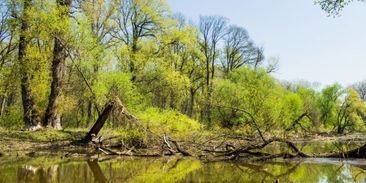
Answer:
(349, 164, 366, 181)
(7, 158, 366, 182)
(168, 158, 183, 171)
(17, 165, 59, 183)
(233, 161, 302, 182)
(87, 160, 107, 183)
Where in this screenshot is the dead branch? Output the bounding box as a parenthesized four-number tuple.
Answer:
(163, 134, 175, 155)
(221, 137, 309, 158)
(162, 135, 191, 156)
(211, 104, 267, 143)
(286, 112, 311, 132)
(168, 137, 192, 156)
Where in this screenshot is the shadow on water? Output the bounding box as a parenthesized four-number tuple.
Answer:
(1, 156, 366, 183)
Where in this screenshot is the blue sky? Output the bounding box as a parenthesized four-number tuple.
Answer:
(167, 0, 366, 86)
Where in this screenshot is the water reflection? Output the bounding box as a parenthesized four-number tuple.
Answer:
(1, 157, 366, 183)
(87, 160, 107, 183)
(263, 140, 364, 155)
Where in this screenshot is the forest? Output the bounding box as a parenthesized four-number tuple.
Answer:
(1, 0, 366, 174)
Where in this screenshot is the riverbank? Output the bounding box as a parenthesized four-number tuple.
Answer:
(1, 128, 366, 161)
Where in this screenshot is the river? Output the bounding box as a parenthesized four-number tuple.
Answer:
(1, 157, 366, 182)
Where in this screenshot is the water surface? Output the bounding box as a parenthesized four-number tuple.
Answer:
(1, 157, 366, 183)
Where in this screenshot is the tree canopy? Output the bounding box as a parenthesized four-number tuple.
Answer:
(0, 0, 365, 138)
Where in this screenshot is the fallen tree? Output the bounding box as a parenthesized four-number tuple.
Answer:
(80, 96, 366, 161)
(82, 96, 138, 143)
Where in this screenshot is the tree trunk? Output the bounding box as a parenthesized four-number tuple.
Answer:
(19, 0, 41, 130)
(203, 59, 212, 126)
(83, 102, 114, 143)
(188, 88, 196, 118)
(44, 0, 72, 129)
(0, 96, 6, 117)
(44, 36, 65, 130)
(87, 100, 94, 126)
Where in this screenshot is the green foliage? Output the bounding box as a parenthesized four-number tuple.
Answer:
(139, 67, 190, 109)
(316, 0, 364, 16)
(138, 107, 201, 136)
(295, 86, 321, 127)
(335, 88, 366, 133)
(315, 85, 366, 133)
(318, 84, 344, 128)
(1, 0, 366, 139)
(93, 72, 143, 110)
(0, 105, 23, 129)
(280, 92, 304, 128)
(212, 67, 303, 133)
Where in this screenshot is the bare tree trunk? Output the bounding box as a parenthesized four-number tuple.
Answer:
(0, 96, 6, 117)
(188, 88, 195, 118)
(44, 0, 72, 129)
(83, 102, 114, 143)
(87, 100, 94, 126)
(19, 0, 41, 130)
(44, 36, 65, 130)
(203, 58, 212, 126)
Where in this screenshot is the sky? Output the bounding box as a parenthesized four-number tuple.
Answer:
(167, 0, 366, 87)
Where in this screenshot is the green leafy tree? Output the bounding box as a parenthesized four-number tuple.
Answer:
(317, 84, 343, 128)
(316, 0, 364, 15)
(213, 68, 293, 134)
(335, 88, 366, 133)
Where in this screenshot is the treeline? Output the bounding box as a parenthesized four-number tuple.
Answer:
(0, 0, 365, 136)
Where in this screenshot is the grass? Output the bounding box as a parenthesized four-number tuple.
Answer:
(0, 127, 150, 143)
(0, 128, 87, 142)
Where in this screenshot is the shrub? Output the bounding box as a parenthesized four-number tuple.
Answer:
(138, 107, 201, 136)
